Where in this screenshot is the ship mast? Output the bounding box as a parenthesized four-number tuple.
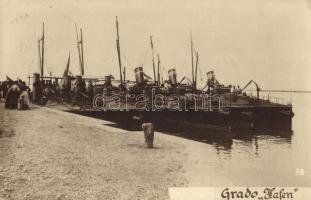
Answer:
(63, 52, 71, 77)
(190, 33, 194, 89)
(80, 28, 85, 76)
(41, 23, 45, 76)
(123, 66, 126, 83)
(157, 54, 160, 85)
(116, 16, 123, 85)
(75, 24, 84, 76)
(150, 36, 156, 84)
(194, 51, 199, 90)
(38, 38, 42, 74)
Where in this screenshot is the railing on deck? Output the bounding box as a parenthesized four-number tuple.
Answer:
(259, 95, 290, 105)
(248, 92, 291, 105)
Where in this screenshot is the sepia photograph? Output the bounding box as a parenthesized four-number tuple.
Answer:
(0, 0, 311, 199)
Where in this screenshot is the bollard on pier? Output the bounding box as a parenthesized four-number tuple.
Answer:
(142, 123, 154, 148)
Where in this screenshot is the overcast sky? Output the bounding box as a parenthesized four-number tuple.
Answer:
(1, 0, 311, 90)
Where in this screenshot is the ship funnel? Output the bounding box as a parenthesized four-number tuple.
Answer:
(168, 68, 177, 86)
(134, 66, 144, 85)
(105, 75, 112, 85)
(206, 70, 215, 87)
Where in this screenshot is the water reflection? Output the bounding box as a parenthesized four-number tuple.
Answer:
(155, 122, 293, 158)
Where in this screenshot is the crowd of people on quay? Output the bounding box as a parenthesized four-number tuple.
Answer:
(0, 74, 95, 111)
(0, 77, 31, 110)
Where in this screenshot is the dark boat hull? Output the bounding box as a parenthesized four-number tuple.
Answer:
(68, 104, 293, 136)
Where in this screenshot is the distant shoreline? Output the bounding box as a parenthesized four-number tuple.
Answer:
(248, 90, 311, 94)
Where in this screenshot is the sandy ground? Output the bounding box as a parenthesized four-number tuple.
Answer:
(0, 100, 189, 200)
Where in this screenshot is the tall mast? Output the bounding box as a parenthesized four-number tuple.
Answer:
(63, 52, 71, 77)
(195, 51, 199, 90)
(150, 36, 156, 83)
(123, 66, 126, 83)
(80, 28, 85, 76)
(116, 16, 123, 85)
(75, 24, 83, 76)
(190, 33, 194, 88)
(157, 54, 160, 85)
(41, 23, 45, 76)
(38, 38, 42, 74)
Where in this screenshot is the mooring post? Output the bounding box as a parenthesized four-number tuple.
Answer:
(142, 123, 154, 148)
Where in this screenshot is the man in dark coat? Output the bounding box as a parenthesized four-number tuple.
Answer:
(5, 84, 21, 109)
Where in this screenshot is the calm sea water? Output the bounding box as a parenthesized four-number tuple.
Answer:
(198, 92, 311, 186)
